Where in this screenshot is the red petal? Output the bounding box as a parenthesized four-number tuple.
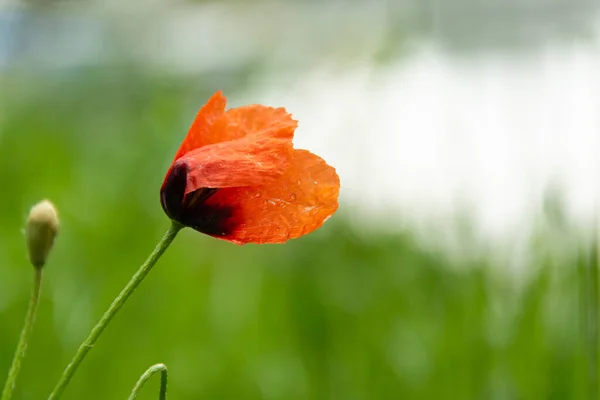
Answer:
(178, 129, 294, 192)
(199, 149, 340, 244)
(206, 105, 297, 145)
(173, 92, 297, 164)
(173, 91, 227, 160)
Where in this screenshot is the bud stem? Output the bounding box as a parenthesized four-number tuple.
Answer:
(1, 267, 43, 400)
(48, 221, 183, 400)
(128, 363, 168, 400)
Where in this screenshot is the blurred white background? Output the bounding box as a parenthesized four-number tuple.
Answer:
(1, 0, 599, 251)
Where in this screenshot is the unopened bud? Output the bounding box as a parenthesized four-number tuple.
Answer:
(25, 200, 59, 268)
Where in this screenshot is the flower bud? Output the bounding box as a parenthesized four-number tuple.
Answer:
(25, 200, 59, 268)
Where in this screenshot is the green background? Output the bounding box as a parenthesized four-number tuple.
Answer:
(0, 70, 596, 399)
(1, 0, 599, 393)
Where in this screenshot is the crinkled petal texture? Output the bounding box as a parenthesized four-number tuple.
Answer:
(195, 150, 339, 244)
(177, 122, 296, 191)
(174, 91, 295, 159)
(161, 91, 340, 245)
(173, 91, 226, 159)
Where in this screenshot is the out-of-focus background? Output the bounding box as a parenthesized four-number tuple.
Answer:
(1, 0, 600, 398)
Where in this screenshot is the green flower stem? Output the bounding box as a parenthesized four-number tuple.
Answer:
(1, 267, 43, 400)
(128, 363, 168, 400)
(587, 237, 599, 400)
(48, 221, 183, 400)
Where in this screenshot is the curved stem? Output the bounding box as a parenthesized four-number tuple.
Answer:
(128, 363, 168, 400)
(48, 221, 183, 400)
(1, 267, 43, 400)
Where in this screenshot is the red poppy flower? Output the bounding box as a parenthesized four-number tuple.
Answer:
(160, 91, 340, 244)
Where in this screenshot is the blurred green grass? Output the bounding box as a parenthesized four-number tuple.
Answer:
(0, 68, 595, 399)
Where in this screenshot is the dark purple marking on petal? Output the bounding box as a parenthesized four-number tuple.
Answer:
(160, 160, 238, 237)
(182, 202, 236, 237)
(160, 161, 188, 221)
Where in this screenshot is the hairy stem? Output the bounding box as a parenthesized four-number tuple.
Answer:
(1, 267, 43, 400)
(48, 221, 182, 400)
(128, 363, 168, 400)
